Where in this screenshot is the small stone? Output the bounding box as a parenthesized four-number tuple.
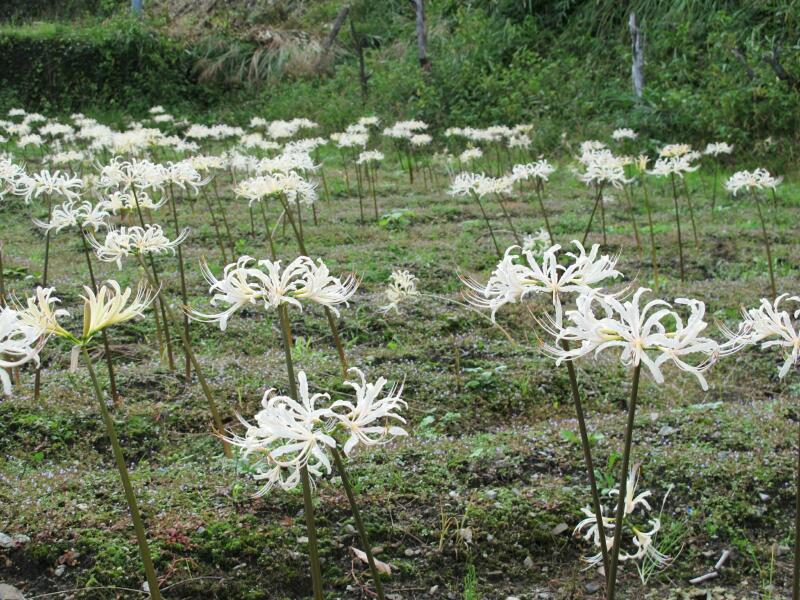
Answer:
(428, 585, 439, 595)
(386, 594, 403, 600)
(297, 536, 309, 544)
(54, 565, 66, 577)
(658, 425, 677, 436)
(11, 535, 29, 546)
(758, 492, 770, 502)
(0, 534, 12, 549)
(344, 524, 356, 534)
(776, 544, 791, 557)
(0, 584, 26, 600)
(585, 580, 602, 594)
(404, 547, 417, 557)
(484, 489, 497, 500)
(486, 534, 495, 543)
(76, 503, 89, 511)
(550, 523, 569, 536)
(523, 555, 534, 570)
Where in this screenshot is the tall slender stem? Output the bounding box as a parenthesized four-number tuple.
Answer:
(280, 196, 349, 377)
(370, 163, 379, 221)
(581, 185, 603, 247)
(495, 194, 521, 246)
(680, 178, 699, 246)
(80, 231, 120, 405)
(606, 365, 641, 600)
(641, 181, 659, 288)
(277, 305, 324, 600)
(562, 340, 609, 585)
(131, 189, 176, 372)
(794, 417, 800, 600)
(0, 241, 6, 307)
(212, 178, 236, 255)
(622, 185, 642, 254)
(710, 164, 719, 211)
(168, 185, 192, 381)
(471, 192, 502, 258)
(258, 201, 278, 261)
(201, 188, 228, 263)
(599, 189, 607, 246)
(81, 346, 163, 600)
(332, 448, 386, 600)
(135, 255, 232, 458)
(34, 194, 53, 401)
(753, 191, 777, 297)
(670, 174, 685, 283)
(534, 181, 554, 244)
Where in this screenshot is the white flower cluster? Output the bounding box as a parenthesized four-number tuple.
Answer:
(229, 368, 406, 494)
(191, 255, 359, 330)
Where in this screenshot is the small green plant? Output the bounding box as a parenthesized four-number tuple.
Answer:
(463, 563, 478, 600)
(378, 209, 416, 230)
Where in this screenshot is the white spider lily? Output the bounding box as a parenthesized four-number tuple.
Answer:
(578, 150, 632, 189)
(97, 190, 167, 214)
(511, 160, 556, 182)
(80, 281, 155, 340)
(227, 371, 337, 495)
(522, 229, 552, 256)
(543, 288, 718, 389)
(658, 143, 692, 158)
(703, 142, 733, 156)
(612, 128, 638, 141)
(17, 287, 72, 340)
(16, 170, 84, 203)
(647, 155, 698, 178)
(330, 368, 408, 455)
(721, 294, 800, 378)
(380, 270, 420, 314)
(33, 200, 108, 234)
(462, 241, 621, 324)
(190, 256, 358, 330)
(0, 306, 43, 395)
(459, 148, 482, 162)
(725, 168, 783, 195)
(292, 259, 359, 317)
(86, 225, 188, 268)
(575, 466, 671, 569)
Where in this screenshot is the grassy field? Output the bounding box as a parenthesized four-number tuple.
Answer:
(1, 151, 799, 599)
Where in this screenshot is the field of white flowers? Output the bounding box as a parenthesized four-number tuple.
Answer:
(0, 108, 798, 599)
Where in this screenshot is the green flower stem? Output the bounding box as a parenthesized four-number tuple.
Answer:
(581, 185, 603, 247)
(130, 189, 176, 372)
(0, 240, 6, 306)
(670, 174, 686, 283)
(606, 364, 642, 600)
(534, 180, 554, 244)
(211, 177, 236, 255)
(680, 177, 700, 246)
(369, 163, 379, 222)
(135, 255, 232, 458)
(278, 304, 324, 600)
(279, 195, 349, 377)
(622, 185, 642, 254)
(168, 185, 192, 382)
(641, 181, 659, 287)
(470, 192, 502, 258)
(495, 193, 521, 246)
(257, 201, 278, 261)
(710, 164, 719, 211)
(794, 417, 800, 600)
(201, 188, 229, 263)
(331, 447, 386, 600)
(34, 194, 53, 401)
(562, 340, 609, 586)
(752, 189, 777, 297)
(81, 345, 163, 600)
(79, 231, 120, 405)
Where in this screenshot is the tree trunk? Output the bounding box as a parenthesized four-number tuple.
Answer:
(629, 12, 644, 99)
(411, 0, 431, 71)
(350, 16, 369, 102)
(316, 4, 350, 71)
